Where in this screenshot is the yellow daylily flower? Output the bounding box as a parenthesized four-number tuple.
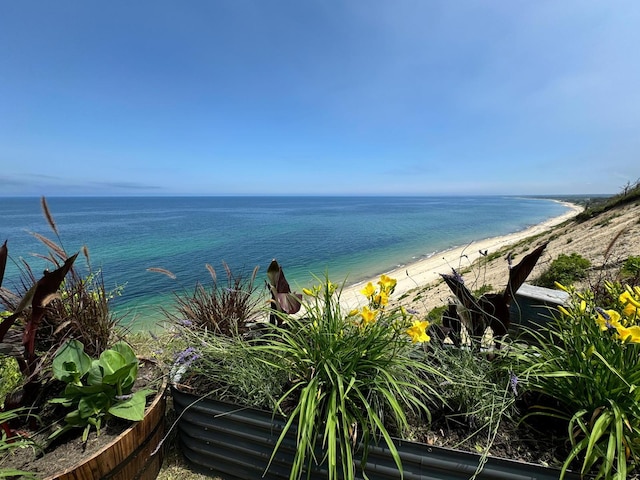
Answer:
(360, 306, 377, 326)
(360, 282, 376, 298)
(378, 275, 397, 293)
(302, 288, 314, 296)
(616, 325, 640, 344)
(596, 309, 622, 331)
(620, 291, 640, 317)
(406, 320, 430, 343)
(374, 291, 389, 307)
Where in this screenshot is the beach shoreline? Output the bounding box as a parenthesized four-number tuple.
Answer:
(339, 200, 584, 309)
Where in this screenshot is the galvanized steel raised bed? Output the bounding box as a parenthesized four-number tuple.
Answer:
(171, 387, 580, 480)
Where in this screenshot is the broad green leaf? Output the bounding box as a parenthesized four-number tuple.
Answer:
(48, 397, 74, 407)
(52, 339, 91, 383)
(64, 383, 109, 398)
(78, 392, 110, 419)
(98, 350, 127, 376)
(87, 359, 104, 386)
(111, 341, 137, 364)
(102, 363, 136, 388)
(109, 389, 154, 421)
(63, 409, 84, 426)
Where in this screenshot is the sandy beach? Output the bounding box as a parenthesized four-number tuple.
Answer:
(339, 201, 584, 310)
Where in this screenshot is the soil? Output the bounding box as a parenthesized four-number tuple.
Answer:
(408, 410, 570, 469)
(0, 359, 164, 479)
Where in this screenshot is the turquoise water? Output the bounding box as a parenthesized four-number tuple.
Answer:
(0, 196, 569, 328)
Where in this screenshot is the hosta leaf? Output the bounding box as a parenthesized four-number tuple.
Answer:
(108, 389, 154, 421)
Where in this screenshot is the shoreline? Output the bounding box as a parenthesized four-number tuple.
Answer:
(339, 200, 584, 309)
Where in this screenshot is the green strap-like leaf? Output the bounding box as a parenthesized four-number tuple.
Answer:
(583, 409, 612, 475)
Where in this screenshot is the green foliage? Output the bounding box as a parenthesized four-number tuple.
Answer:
(49, 339, 154, 443)
(513, 283, 640, 479)
(0, 356, 20, 407)
(170, 330, 286, 410)
(0, 408, 40, 452)
(473, 284, 494, 296)
(575, 179, 640, 222)
(254, 276, 444, 480)
(0, 408, 41, 479)
(621, 256, 640, 284)
(426, 304, 447, 323)
(428, 346, 518, 436)
(0, 197, 124, 434)
(535, 253, 591, 288)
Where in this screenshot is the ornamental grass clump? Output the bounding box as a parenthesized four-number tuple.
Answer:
(160, 261, 263, 336)
(164, 261, 288, 409)
(255, 274, 445, 480)
(515, 281, 640, 479)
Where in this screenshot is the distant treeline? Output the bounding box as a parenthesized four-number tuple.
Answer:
(572, 179, 640, 221)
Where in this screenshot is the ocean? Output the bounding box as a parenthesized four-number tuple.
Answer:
(0, 196, 569, 329)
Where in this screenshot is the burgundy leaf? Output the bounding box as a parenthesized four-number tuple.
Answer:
(0, 240, 7, 288)
(23, 253, 78, 372)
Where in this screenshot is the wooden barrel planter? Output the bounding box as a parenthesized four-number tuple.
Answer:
(45, 361, 168, 480)
(172, 387, 581, 480)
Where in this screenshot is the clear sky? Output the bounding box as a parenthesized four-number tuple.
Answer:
(2, 2, 639, 196)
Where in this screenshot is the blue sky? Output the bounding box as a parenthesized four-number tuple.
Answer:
(1, 2, 639, 196)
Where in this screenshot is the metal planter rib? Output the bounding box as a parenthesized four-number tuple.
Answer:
(171, 387, 579, 480)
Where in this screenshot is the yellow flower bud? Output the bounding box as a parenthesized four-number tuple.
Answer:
(558, 306, 571, 317)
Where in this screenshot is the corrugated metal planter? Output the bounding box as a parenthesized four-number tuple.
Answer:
(509, 283, 569, 335)
(171, 387, 580, 480)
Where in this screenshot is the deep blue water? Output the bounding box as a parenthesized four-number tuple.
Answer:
(0, 196, 569, 328)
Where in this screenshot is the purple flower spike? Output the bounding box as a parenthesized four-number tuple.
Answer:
(510, 372, 519, 396)
(596, 307, 610, 320)
(170, 346, 200, 385)
(452, 269, 464, 284)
